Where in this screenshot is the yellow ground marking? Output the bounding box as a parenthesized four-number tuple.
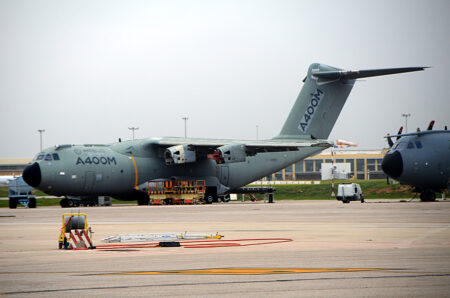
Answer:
(0, 268, 402, 276)
(101, 268, 388, 275)
(0, 271, 120, 274)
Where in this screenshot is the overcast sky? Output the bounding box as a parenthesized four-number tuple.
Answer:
(0, 0, 449, 158)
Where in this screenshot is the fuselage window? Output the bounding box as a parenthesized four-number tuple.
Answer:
(415, 141, 423, 149)
(44, 154, 52, 161)
(36, 154, 44, 160)
(52, 153, 60, 160)
(407, 142, 415, 149)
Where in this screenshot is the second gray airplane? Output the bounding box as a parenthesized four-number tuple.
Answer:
(382, 121, 449, 201)
(23, 63, 425, 204)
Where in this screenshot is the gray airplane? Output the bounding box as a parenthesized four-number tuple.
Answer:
(382, 121, 450, 201)
(22, 63, 425, 204)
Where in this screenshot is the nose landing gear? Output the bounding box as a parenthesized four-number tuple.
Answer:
(420, 190, 436, 202)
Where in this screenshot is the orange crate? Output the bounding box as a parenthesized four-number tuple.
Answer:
(184, 198, 194, 204)
(151, 199, 162, 205)
(173, 198, 183, 204)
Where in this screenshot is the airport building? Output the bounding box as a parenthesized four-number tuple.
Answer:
(269, 149, 387, 181)
(0, 158, 32, 176)
(0, 149, 387, 181)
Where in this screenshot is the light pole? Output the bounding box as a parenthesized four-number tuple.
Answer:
(331, 149, 336, 197)
(38, 129, 45, 152)
(128, 127, 139, 140)
(256, 125, 259, 140)
(182, 117, 189, 138)
(402, 113, 411, 133)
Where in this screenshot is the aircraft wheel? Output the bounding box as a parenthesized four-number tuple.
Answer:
(342, 198, 350, 204)
(60, 198, 68, 208)
(28, 198, 36, 208)
(420, 191, 436, 202)
(205, 195, 214, 204)
(137, 197, 149, 205)
(9, 198, 17, 209)
(419, 192, 425, 201)
(67, 200, 75, 207)
(222, 195, 230, 203)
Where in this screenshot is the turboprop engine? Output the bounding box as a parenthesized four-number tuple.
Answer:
(164, 144, 196, 165)
(208, 144, 247, 164)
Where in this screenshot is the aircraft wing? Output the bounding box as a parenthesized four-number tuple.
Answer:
(145, 137, 332, 165)
(384, 130, 449, 139)
(153, 137, 331, 148)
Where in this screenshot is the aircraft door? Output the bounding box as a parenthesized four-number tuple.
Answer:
(84, 171, 95, 192)
(47, 172, 56, 188)
(220, 166, 229, 185)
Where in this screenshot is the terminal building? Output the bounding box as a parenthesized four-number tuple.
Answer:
(0, 149, 388, 181)
(270, 149, 387, 181)
(0, 158, 31, 176)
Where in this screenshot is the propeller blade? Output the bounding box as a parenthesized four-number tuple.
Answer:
(427, 120, 435, 131)
(396, 126, 403, 141)
(387, 133, 394, 148)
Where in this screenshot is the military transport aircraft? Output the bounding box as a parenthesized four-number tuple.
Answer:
(382, 121, 449, 201)
(22, 63, 425, 204)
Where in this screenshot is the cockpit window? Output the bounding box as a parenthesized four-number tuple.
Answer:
(44, 154, 52, 161)
(36, 154, 44, 160)
(52, 153, 60, 160)
(415, 141, 423, 149)
(407, 142, 414, 149)
(394, 142, 406, 150)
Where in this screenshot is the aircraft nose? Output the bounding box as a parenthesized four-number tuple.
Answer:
(381, 151, 403, 179)
(23, 162, 41, 187)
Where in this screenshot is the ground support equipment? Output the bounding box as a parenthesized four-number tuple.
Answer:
(58, 213, 94, 250)
(232, 187, 276, 203)
(101, 232, 223, 243)
(147, 180, 206, 205)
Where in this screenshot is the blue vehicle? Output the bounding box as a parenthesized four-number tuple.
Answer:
(9, 176, 36, 208)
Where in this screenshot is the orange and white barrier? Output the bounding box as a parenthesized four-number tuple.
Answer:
(59, 213, 94, 250)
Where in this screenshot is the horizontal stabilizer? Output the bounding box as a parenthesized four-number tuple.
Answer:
(312, 67, 427, 80)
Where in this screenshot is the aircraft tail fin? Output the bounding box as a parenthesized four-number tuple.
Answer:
(275, 63, 426, 140)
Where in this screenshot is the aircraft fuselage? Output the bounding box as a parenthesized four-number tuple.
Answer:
(25, 140, 323, 199)
(382, 130, 450, 193)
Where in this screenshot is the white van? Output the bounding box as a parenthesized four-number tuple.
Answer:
(337, 183, 364, 203)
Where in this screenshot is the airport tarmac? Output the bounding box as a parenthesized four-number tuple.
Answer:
(0, 200, 449, 297)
